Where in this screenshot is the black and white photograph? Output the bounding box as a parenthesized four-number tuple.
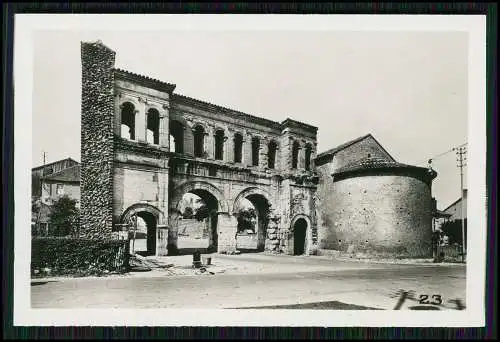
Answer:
(14, 14, 486, 327)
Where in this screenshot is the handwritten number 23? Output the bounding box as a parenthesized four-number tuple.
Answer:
(419, 294, 443, 305)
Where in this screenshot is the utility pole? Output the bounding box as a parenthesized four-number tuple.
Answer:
(454, 145, 467, 263)
(42, 151, 47, 165)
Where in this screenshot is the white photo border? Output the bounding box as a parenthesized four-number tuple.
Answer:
(14, 14, 487, 327)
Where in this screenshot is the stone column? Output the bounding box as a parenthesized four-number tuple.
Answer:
(167, 209, 180, 254)
(184, 125, 194, 157)
(309, 143, 317, 170)
(259, 137, 269, 169)
(159, 104, 170, 149)
(217, 213, 237, 254)
(206, 125, 214, 159)
(114, 95, 122, 137)
(136, 98, 147, 143)
(244, 131, 253, 167)
(156, 225, 169, 256)
(298, 141, 305, 170)
(157, 163, 169, 222)
(224, 129, 233, 163)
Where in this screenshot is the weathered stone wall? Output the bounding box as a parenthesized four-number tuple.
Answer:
(113, 164, 167, 223)
(80, 41, 116, 239)
(318, 173, 433, 258)
(332, 136, 393, 170)
(80, 40, 319, 255)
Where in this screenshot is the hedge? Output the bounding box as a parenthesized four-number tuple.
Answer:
(31, 237, 130, 277)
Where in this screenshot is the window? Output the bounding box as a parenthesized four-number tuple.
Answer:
(120, 102, 136, 140)
(268, 140, 278, 169)
(193, 125, 205, 158)
(304, 144, 312, 171)
(146, 108, 160, 145)
(56, 184, 64, 195)
(169, 120, 184, 153)
(214, 130, 225, 160)
(233, 133, 243, 163)
(251, 137, 260, 166)
(292, 140, 300, 169)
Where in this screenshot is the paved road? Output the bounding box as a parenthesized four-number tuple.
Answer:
(31, 255, 466, 310)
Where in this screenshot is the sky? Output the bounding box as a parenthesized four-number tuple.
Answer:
(32, 29, 468, 210)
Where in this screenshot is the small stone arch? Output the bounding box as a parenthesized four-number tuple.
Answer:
(171, 181, 229, 213)
(120, 203, 165, 225)
(119, 97, 141, 110)
(120, 203, 164, 256)
(232, 187, 272, 214)
(192, 121, 210, 134)
(290, 214, 312, 231)
(289, 214, 312, 255)
(169, 113, 190, 128)
(145, 103, 163, 114)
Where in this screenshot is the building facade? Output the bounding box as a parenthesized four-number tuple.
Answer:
(80, 40, 319, 256)
(32, 158, 80, 236)
(32, 157, 79, 199)
(442, 189, 468, 222)
(315, 134, 437, 258)
(79, 40, 438, 258)
(40, 164, 81, 207)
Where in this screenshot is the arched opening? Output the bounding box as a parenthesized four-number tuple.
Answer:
(214, 129, 225, 161)
(193, 125, 206, 158)
(292, 140, 300, 169)
(127, 211, 157, 257)
(233, 133, 243, 164)
(251, 137, 260, 167)
(174, 189, 219, 254)
(169, 119, 184, 153)
(268, 140, 278, 169)
(146, 108, 160, 145)
(235, 193, 270, 252)
(293, 218, 308, 255)
(121, 102, 136, 140)
(304, 143, 312, 171)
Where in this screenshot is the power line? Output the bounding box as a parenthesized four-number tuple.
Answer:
(424, 142, 467, 167)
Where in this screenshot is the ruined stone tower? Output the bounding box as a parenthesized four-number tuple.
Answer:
(80, 41, 116, 239)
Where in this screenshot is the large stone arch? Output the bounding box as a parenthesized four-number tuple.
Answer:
(233, 187, 273, 252)
(233, 187, 272, 214)
(170, 181, 229, 213)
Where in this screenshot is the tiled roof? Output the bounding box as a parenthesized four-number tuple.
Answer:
(316, 134, 372, 160)
(114, 68, 317, 133)
(114, 68, 177, 93)
(32, 157, 79, 171)
(41, 165, 80, 183)
(172, 93, 284, 130)
(332, 156, 437, 180)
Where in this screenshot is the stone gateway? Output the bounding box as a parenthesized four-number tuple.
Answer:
(80, 41, 437, 258)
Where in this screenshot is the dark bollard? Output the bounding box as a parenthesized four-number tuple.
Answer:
(193, 251, 202, 268)
(206, 257, 212, 265)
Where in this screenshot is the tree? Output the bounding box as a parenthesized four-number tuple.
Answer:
(48, 195, 79, 237)
(194, 203, 211, 221)
(182, 206, 194, 219)
(236, 207, 257, 233)
(440, 219, 467, 248)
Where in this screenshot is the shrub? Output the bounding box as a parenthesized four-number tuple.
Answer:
(48, 195, 79, 237)
(31, 237, 130, 277)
